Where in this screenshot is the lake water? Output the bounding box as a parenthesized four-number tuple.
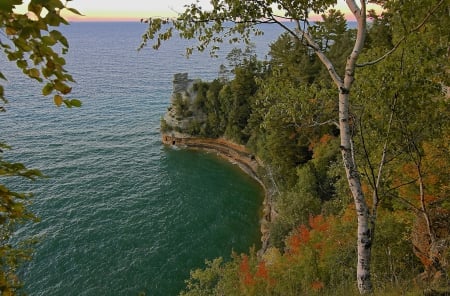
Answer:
(1, 22, 283, 295)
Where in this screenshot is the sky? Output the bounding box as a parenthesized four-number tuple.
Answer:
(17, 0, 381, 22)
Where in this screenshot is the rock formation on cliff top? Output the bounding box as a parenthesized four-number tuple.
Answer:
(162, 73, 205, 135)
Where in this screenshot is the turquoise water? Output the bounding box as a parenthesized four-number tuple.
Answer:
(1, 22, 280, 295)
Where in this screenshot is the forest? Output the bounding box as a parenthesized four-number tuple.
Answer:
(157, 2, 450, 295)
(0, 0, 448, 294)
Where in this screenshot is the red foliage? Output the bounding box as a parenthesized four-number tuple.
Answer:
(288, 224, 310, 254)
(309, 214, 329, 232)
(239, 255, 255, 286)
(255, 261, 269, 280)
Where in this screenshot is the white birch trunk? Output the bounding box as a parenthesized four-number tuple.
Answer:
(340, 1, 372, 293)
(297, 1, 372, 292)
(339, 92, 373, 294)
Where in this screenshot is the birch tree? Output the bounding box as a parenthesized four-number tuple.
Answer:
(141, 0, 446, 293)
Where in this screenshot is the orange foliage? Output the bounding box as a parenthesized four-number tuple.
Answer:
(402, 163, 417, 179)
(311, 280, 324, 292)
(287, 215, 331, 256)
(255, 261, 269, 280)
(342, 204, 356, 223)
(361, 182, 371, 196)
(239, 255, 255, 286)
(308, 133, 333, 151)
(287, 224, 310, 254)
(309, 214, 329, 232)
(319, 134, 333, 144)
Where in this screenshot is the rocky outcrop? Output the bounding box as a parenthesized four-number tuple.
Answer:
(172, 73, 192, 93)
(161, 73, 275, 253)
(163, 73, 204, 131)
(162, 135, 259, 181)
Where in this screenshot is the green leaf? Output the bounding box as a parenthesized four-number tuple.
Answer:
(28, 68, 41, 79)
(64, 73, 75, 82)
(49, 30, 62, 40)
(63, 99, 72, 108)
(14, 37, 32, 51)
(69, 99, 82, 107)
(28, 2, 43, 16)
(16, 59, 28, 69)
(42, 83, 54, 96)
(59, 36, 69, 48)
(0, 85, 4, 101)
(54, 81, 71, 94)
(45, 11, 61, 26)
(42, 35, 57, 46)
(67, 7, 83, 16)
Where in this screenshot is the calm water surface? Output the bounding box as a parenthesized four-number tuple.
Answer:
(1, 22, 282, 295)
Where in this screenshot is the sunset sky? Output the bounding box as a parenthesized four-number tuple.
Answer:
(17, 0, 381, 22)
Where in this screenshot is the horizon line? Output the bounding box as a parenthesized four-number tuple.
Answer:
(65, 15, 361, 23)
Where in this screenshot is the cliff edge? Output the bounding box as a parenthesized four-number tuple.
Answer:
(160, 73, 274, 252)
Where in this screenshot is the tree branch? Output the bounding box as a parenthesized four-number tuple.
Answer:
(357, 0, 445, 67)
(292, 21, 343, 88)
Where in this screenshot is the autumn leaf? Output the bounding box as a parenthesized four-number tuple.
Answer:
(53, 94, 63, 107)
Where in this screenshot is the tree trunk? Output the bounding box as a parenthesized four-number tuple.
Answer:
(300, 0, 372, 290)
(339, 92, 373, 294)
(339, 1, 372, 293)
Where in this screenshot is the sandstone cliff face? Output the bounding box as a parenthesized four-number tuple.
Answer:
(161, 134, 273, 252)
(162, 135, 259, 183)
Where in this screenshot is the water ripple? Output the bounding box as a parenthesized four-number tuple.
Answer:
(0, 22, 274, 296)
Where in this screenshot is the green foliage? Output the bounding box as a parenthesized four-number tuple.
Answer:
(270, 178, 322, 249)
(267, 33, 320, 85)
(141, 0, 336, 57)
(181, 257, 225, 296)
(173, 93, 191, 118)
(148, 0, 449, 293)
(181, 211, 423, 295)
(0, 1, 80, 293)
(179, 56, 262, 142)
(0, 145, 43, 293)
(160, 118, 172, 133)
(371, 210, 420, 284)
(0, 0, 82, 109)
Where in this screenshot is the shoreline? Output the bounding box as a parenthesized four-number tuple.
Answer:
(161, 133, 273, 253)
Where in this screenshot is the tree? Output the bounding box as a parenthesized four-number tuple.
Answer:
(142, 0, 372, 292)
(1, 1, 80, 293)
(142, 0, 447, 293)
(354, 0, 449, 286)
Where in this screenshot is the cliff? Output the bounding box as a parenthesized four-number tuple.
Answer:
(162, 73, 205, 132)
(161, 73, 274, 252)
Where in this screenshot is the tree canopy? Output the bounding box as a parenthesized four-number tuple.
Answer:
(149, 0, 449, 294)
